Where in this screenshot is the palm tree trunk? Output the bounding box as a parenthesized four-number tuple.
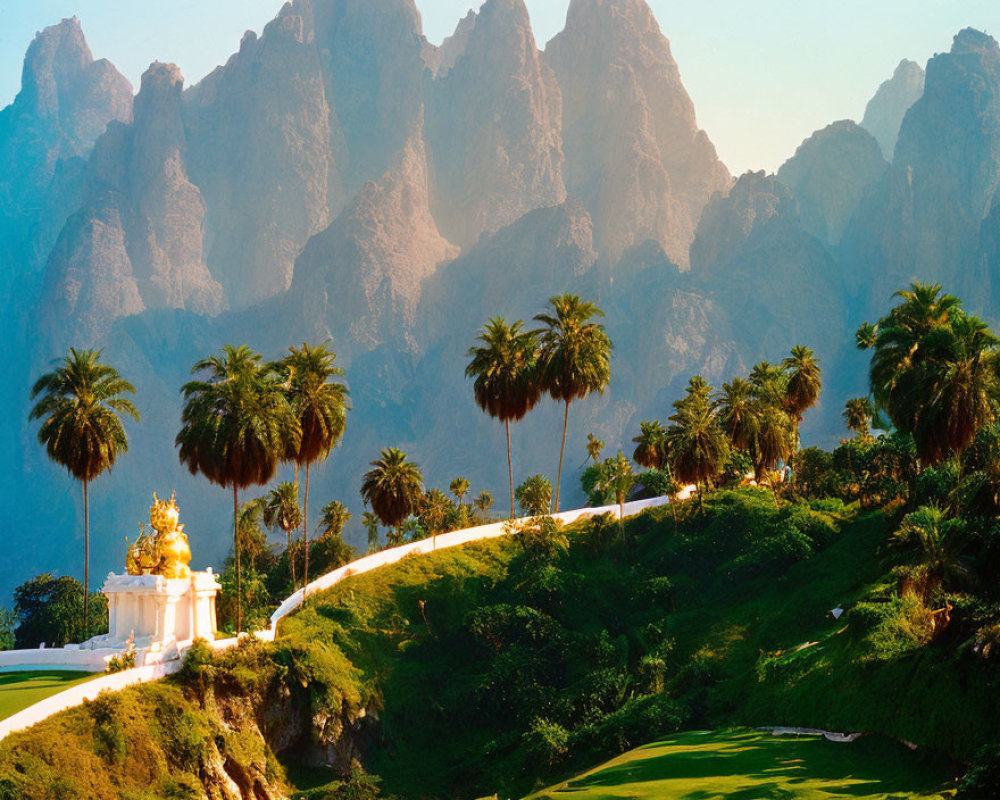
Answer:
(234, 485, 242, 634)
(288, 529, 296, 587)
(555, 399, 570, 512)
(83, 479, 89, 640)
(506, 419, 514, 520)
(303, 463, 310, 600)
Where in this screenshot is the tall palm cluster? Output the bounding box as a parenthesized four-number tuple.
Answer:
(176, 342, 349, 630)
(630, 347, 822, 505)
(466, 294, 612, 517)
(858, 282, 1000, 466)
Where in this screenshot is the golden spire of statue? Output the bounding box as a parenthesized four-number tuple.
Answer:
(126, 491, 192, 579)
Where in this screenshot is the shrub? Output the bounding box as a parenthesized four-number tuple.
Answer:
(522, 718, 570, 769)
(850, 593, 934, 660)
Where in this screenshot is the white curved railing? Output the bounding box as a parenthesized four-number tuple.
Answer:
(0, 496, 676, 741)
(267, 495, 674, 632)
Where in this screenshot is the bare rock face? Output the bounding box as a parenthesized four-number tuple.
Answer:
(308, 0, 428, 192)
(184, 7, 341, 309)
(0, 17, 132, 291)
(426, 0, 566, 249)
(289, 129, 458, 357)
(691, 171, 845, 352)
(777, 120, 887, 246)
(428, 10, 477, 77)
(418, 199, 597, 345)
(861, 59, 925, 160)
(843, 29, 1000, 308)
(39, 196, 144, 348)
(545, 0, 731, 268)
(38, 62, 223, 349)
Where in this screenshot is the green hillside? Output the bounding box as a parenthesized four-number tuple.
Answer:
(0, 490, 992, 798)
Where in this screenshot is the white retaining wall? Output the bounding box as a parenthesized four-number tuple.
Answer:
(0, 496, 674, 741)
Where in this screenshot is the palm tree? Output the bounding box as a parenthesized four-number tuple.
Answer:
(844, 397, 875, 439)
(450, 477, 470, 507)
(474, 490, 494, 515)
(362, 511, 380, 554)
(420, 489, 454, 546)
(30, 349, 139, 635)
(281, 343, 349, 591)
(262, 482, 303, 588)
(515, 474, 552, 517)
(782, 346, 822, 465)
(313, 501, 354, 575)
(714, 379, 757, 453)
(911, 312, 999, 464)
(891, 506, 970, 599)
(666, 389, 729, 510)
(317, 501, 351, 540)
(361, 448, 424, 545)
(535, 295, 612, 511)
(177, 344, 300, 632)
(632, 420, 668, 469)
(587, 433, 605, 464)
(862, 284, 998, 465)
(748, 362, 794, 479)
(466, 318, 542, 518)
(599, 452, 636, 540)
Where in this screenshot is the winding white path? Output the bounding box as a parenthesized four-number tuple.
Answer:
(0, 496, 673, 741)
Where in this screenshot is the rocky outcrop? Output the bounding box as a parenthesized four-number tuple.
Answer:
(426, 10, 477, 77)
(38, 196, 143, 348)
(426, 0, 565, 249)
(418, 199, 597, 345)
(38, 62, 223, 349)
(691, 171, 845, 352)
(184, 7, 342, 309)
(842, 29, 1000, 308)
(545, 0, 731, 268)
(288, 128, 458, 357)
(777, 120, 887, 246)
(861, 59, 925, 160)
(308, 0, 428, 192)
(0, 17, 132, 292)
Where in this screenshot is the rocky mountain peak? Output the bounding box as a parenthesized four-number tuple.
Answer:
(777, 120, 887, 246)
(545, 0, 731, 268)
(426, 0, 565, 248)
(430, 10, 477, 77)
(861, 59, 924, 160)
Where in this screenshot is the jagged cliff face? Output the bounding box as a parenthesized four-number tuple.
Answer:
(777, 120, 887, 247)
(545, 0, 731, 268)
(0, 17, 132, 293)
(288, 131, 458, 359)
(843, 29, 1000, 309)
(184, 9, 341, 310)
(426, 0, 565, 248)
(861, 59, 925, 160)
(691, 171, 845, 354)
(39, 63, 223, 349)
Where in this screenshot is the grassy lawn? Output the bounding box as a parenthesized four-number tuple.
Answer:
(527, 730, 956, 800)
(0, 671, 100, 721)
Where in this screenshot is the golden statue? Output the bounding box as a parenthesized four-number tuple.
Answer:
(126, 491, 192, 579)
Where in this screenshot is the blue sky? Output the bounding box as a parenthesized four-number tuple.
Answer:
(1, 1, 997, 173)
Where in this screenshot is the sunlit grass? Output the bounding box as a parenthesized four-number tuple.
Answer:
(0, 671, 99, 721)
(527, 729, 954, 800)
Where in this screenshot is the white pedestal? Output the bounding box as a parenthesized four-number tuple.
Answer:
(82, 570, 221, 662)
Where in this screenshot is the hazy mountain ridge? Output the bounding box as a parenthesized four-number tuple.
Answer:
(2, 3, 999, 602)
